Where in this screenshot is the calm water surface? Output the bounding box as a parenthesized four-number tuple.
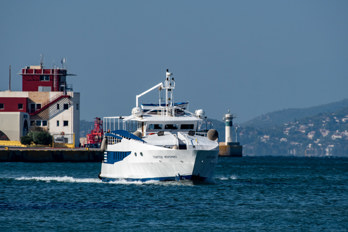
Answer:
(0, 157, 347, 231)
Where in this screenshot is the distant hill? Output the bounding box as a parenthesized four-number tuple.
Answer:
(242, 99, 348, 129)
(239, 103, 348, 157)
(208, 118, 225, 140)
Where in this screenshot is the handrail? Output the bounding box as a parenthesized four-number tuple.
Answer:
(111, 130, 145, 143)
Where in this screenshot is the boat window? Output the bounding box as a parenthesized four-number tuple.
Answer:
(165, 124, 178, 130)
(148, 124, 163, 130)
(180, 124, 194, 130)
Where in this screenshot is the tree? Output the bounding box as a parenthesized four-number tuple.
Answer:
(20, 135, 33, 145)
(27, 131, 52, 145)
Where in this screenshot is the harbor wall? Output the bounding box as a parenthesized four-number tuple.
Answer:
(1, 145, 242, 162)
(219, 142, 243, 157)
(0, 148, 103, 162)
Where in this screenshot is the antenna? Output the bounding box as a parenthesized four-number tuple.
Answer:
(40, 54, 44, 68)
(61, 57, 66, 68)
(9, 65, 11, 91)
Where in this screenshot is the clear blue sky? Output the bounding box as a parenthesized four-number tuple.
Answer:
(1, 0, 347, 123)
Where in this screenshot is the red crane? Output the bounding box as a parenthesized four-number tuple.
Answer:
(86, 117, 103, 148)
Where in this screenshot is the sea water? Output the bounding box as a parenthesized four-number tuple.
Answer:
(0, 157, 347, 231)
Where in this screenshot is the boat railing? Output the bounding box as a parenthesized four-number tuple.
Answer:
(111, 130, 145, 142)
(103, 116, 127, 132)
(104, 130, 145, 145)
(103, 117, 140, 134)
(104, 133, 122, 145)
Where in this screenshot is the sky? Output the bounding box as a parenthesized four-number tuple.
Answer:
(1, 0, 347, 123)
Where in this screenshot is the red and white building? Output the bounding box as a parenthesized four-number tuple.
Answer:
(0, 63, 80, 146)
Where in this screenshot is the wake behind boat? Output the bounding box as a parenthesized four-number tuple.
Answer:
(99, 70, 219, 182)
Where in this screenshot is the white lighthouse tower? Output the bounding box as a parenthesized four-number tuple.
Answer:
(218, 110, 243, 157)
(224, 111, 234, 145)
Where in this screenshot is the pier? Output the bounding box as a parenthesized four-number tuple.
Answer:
(0, 148, 103, 162)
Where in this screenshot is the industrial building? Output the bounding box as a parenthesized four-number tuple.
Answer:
(0, 62, 80, 147)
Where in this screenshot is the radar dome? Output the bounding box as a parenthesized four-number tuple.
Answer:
(195, 109, 205, 118)
(132, 107, 142, 117)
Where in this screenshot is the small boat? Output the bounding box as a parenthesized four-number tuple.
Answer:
(99, 69, 219, 182)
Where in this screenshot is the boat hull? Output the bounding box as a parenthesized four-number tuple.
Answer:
(100, 148, 218, 182)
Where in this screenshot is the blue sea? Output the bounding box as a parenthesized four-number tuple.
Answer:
(1, 157, 347, 231)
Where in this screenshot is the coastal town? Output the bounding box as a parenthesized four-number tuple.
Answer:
(240, 107, 348, 157)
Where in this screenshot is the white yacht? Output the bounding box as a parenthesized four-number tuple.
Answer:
(99, 70, 219, 182)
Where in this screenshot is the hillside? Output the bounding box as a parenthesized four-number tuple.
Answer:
(239, 106, 348, 157)
(242, 99, 348, 129)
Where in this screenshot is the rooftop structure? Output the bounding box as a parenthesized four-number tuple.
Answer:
(0, 60, 80, 147)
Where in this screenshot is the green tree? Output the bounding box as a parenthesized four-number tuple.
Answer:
(29, 131, 52, 145)
(20, 135, 33, 145)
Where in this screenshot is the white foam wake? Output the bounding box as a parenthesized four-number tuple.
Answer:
(14, 176, 164, 185)
(13, 176, 194, 186)
(215, 175, 238, 181)
(15, 176, 102, 183)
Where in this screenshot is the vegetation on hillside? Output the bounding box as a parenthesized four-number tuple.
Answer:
(239, 107, 348, 156)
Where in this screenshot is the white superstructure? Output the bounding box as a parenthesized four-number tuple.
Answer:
(100, 70, 219, 182)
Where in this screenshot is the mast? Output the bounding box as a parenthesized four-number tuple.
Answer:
(164, 69, 175, 116)
(133, 69, 175, 117)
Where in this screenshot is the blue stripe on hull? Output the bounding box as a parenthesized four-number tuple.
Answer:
(104, 151, 131, 164)
(100, 175, 207, 182)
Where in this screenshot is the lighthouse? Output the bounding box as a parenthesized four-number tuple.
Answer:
(224, 111, 234, 145)
(218, 110, 243, 157)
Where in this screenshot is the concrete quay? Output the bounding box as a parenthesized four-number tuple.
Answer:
(0, 147, 103, 162)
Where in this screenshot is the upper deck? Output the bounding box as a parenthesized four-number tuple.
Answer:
(103, 69, 212, 135)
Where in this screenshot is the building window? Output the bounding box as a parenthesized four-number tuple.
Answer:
(30, 121, 35, 126)
(64, 103, 69, 110)
(76, 103, 79, 110)
(57, 120, 59, 127)
(40, 75, 50, 81)
(18, 103, 23, 110)
(42, 120, 47, 126)
(30, 103, 35, 113)
(0, 103, 3, 110)
(36, 104, 41, 110)
(57, 104, 60, 110)
(36, 120, 41, 126)
(63, 120, 69, 126)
